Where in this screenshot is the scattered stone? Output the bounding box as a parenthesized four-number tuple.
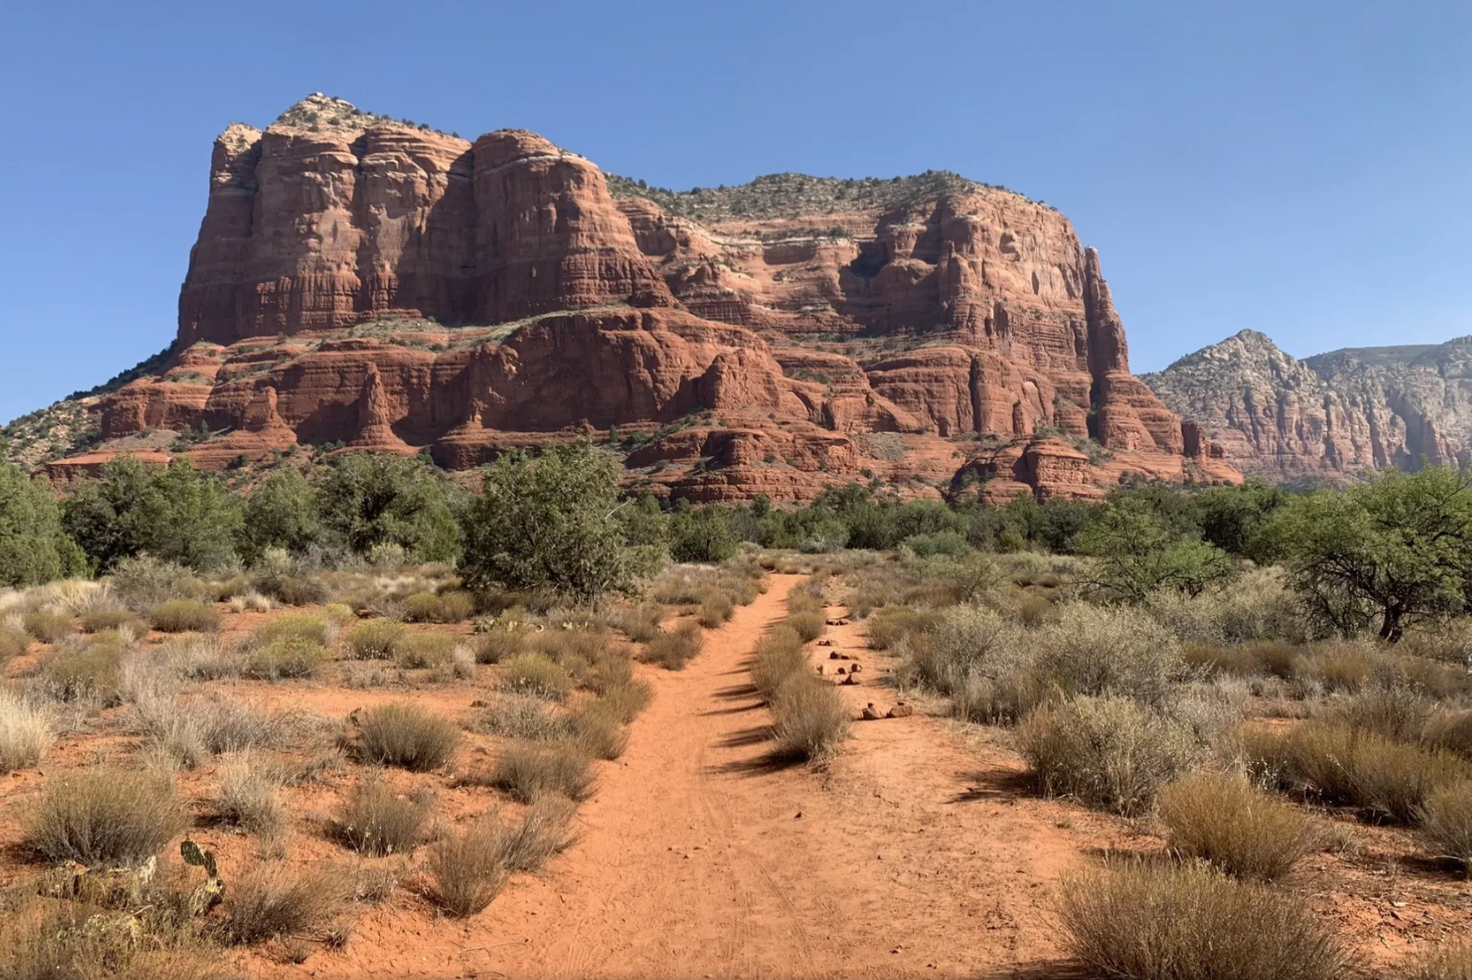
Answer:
(861, 703, 882, 721)
(829, 651, 841, 660)
(842, 674, 859, 686)
(887, 702, 913, 718)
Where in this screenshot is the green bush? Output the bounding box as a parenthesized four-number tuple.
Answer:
(41, 642, 123, 704)
(150, 599, 221, 633)
(394, 632, 458, 670)
(333, 775, 432, 855)
(0, 462, 88, 587)
(252, 612, 332, 647)
(244, 636, 331, 680)
(640, 620, 703, 670)
(345, 619, 405, 659)
(500, 652, 575, 700)
(80, 607, 146, 635)
(23, 609, 74, 643)
(404, 590, 476, 623)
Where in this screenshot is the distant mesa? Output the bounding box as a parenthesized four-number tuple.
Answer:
(28, 95, 1241, 500)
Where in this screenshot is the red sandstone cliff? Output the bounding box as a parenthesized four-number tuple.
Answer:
(58, 95, 1237, 500)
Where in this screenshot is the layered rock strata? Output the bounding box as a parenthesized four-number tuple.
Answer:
(55, 95, 1237, 500)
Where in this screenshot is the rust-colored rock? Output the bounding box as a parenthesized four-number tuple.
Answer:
(61, 95, 1239, 498)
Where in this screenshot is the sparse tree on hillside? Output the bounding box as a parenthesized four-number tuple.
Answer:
(460, 443, 635, 603)
(0, 463, 86, 587)
(239, 468, 324, 563)
(1260, 466, 1472, 641)
(316, 453, 460, 563)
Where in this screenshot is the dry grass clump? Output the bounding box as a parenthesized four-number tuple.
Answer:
(771, 675, 850, 762)
(26, 769, 186, 866)
(1419, 780, 1472, 873)
(23, 608, 75, 643)
(696, 591, 735, 628)
(500, 652, 575, 700)
(244, 636, 331, 680)
(345, 619, 405, 659)
(1158, 773, 1319, 881)
(80, 607, 146, 634)
(750, 626, 806, 702)
(149, 599, 221, 634)
(1413, 942, 1472, 979)
(489, 740, 596, 803)
(332, 775, 433, 855)
(473, 693, 570, 740)
(355, 703, 460, 771)
(1252, 722, 1472, 823)
(472, 628, 522, 665)
(0, 624, 29, 661)
(404, 590, 476, 624)
(568, 698, 631, 760)
(0, 898, 228, 980)
(0, 690, 53, 773)
(1059, 860, 1347, 980)
(1015, 696, 1200, 816)
(393, 632, 457, 670)
(252, 612, 334, 648)
(611, 602, 664, 642)
(138, 694, 276, 768)
(1327, 684, 1434, 741)
(428, 797, 577, 918)
(40, 640, 125, 704)
(865, 605, 932, 650)
(216, 755, 286, 841)
(1425, 709, 1472, 759)
(224, 864, 345, 945)
(786, 610, 825, 644)
(641, 620, 704, 670)
(592, 679, 652, 724)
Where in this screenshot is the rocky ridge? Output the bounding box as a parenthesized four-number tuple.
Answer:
(33, 95, 1238, 501)
(1141, 330, 1472, 477)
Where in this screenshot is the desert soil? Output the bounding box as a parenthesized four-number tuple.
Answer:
(281, 575, 1127, 980)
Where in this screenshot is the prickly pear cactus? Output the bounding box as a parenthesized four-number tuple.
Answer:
(181, 839, 224, 915)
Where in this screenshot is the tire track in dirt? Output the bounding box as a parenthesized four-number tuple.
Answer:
(288, 575, 1116, 979)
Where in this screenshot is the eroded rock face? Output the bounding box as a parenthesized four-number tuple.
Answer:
(75, 95, 1234, 500)
(1141, 330, 1472, 477)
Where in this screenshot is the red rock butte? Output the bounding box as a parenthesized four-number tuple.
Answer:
(59, 94, 1239, 500)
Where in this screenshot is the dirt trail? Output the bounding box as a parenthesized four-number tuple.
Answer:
(311, 575, 1116, 980)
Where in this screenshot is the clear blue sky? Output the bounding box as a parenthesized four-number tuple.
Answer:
(3, 1, 1469, 424)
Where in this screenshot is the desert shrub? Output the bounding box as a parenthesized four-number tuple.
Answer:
(1413, 943, 1472, 980)
(1328, 684, 1434, 741)
(81, 607, 146, 634)
(1145, 565, 1312, 645)
(1425, 709, 1472, 759)
(243, 636, 331, 680)
(23, 608, 74, 643)
(150, 599, 221, 634)
(252, 612, 333, 647)
(333, 775, 433, 855)
(393, 632, 457, 670)
(0, 897, 228, 980)
(404, 590, 475, 623)
(901, 605, 1020, 691)
(224, 864, 344, 944)
(474, 694, 570, 740)
(1419, 780, 1472, 873)
(696, 591, 735, 628)
(771, 674, 850, 761)
(1158, 773, 1319, 881)
(26, 769, 186, 866)
(1015, 696, 1200, 816)
(40, 642, 124, 703)
(107, 555, 207, 612)
(316, 452, 459, 562)
(138, 694, 275, 766)
(1059, 861, 1346, 980)
(345, 619, 405, 659)
(428, 820, 510, 917)
(216, 756, 286, 840)
(472, 628, 523, 665)
(490, 740, 596, 803)
(258, 573, 327, 607)
(613, 602, 664, 642)
(568, 698, 630, 760)
(0, 691, 53, 773)
(952, 668, 1065, 727)
(1304, 643, 1378, 692)
(500, 652, 575, 700)
(641, 620, 703, 670)
(1263, 722, 1472, 823)
(594, 680, 652, 724)
(750, 625, 805, 700)
(496, 795, 576, 871)
(356, 703, 460, 771)
(786, 610, 825, 644)
(1032, 603, 1184, 705)
(0, 625, 29, 660)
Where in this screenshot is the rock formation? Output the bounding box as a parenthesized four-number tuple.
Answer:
(45, 94, 1238, 500)
(1141, 329, 1472, 477)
